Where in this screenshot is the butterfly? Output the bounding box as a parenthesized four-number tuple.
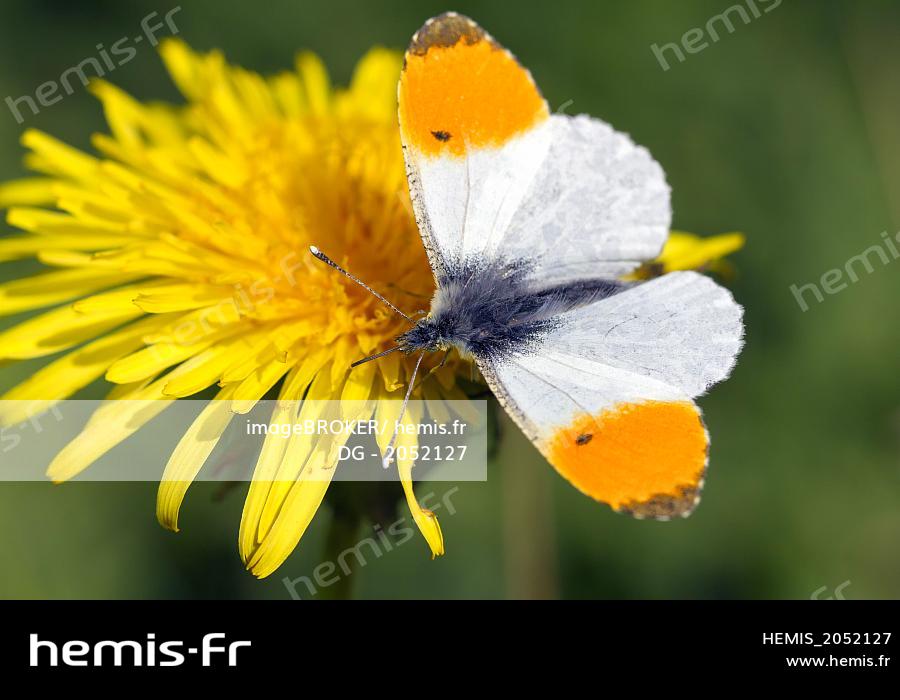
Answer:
(311, 12, 744, 520)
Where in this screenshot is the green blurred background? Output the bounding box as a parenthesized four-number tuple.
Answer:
(1, 0, 898, 599)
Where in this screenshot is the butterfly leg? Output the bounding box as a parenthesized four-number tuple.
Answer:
(413, 348, 452, 392)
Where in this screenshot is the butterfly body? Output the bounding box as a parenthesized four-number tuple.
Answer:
(398, 261, 624, 361)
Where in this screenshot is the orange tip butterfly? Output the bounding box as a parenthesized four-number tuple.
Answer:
(312, 12, 744, 520)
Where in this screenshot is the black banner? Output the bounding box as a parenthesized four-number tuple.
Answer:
(0, 600, 896, 680)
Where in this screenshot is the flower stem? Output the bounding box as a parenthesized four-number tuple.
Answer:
(319, 509, 362, 600)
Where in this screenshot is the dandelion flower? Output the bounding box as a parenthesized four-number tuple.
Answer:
(634, 231, 745, 279)
(0, 40, 466, 577)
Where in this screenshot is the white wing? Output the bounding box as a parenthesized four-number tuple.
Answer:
(498, 115, 670, 284)
(405, 114, 670, 282)
(399, 14, 670, 283)
(477, 271, 743, 519)
(404, 121, 553, 276)
(551, 271, 743, 397)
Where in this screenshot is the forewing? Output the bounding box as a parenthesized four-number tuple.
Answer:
(500, 115, 671, 284)
(399, 12, 551, 277)
(399, 14, 670, 282)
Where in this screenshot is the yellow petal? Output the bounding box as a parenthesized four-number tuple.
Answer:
(244, 369, 377, 578)
(7, 206, 125, 235)
(340, 357, 376, 407)
(254, 367, 335, 539)
(0, 268, 137, 316)
(105, 325, 239, 384)
(156, 385, 237, 532)
(45, 352, 218, 482)
(21, 130, 99, 180)
(657, 231, 745, 273)
(0, 299, 142, 360)
(423, 381, 451, 426)
(159, 38, 214, 101)
(219, 336, 279, 384)
(143, 304, 243, 346)
(437, 382, 484, 426)
(0, 178, 58, 208)
(245, 471, 333, 579)
(238, 365, 309, 563)
(36, 249, 122, 268)
(162, 343, 236, 397)
(46, 385, 170, 483)
(237, 355, 334, 561)
(132, 285, 237, 314)
(89, 80, 185, 151)
(0, 314, 172, 426)
(188, 137, 247, 189)
(229, 358, 295, 414)
(72, 280, 172, 314)
(247, 396, 374, 579)
(376, 397, 444, 558)
(0, 233, 133, 262)
(341, 48, 402, 121)
(379, 347, 403, 392)
(268, 71, 305, 118)
(296, 52, 331, 115)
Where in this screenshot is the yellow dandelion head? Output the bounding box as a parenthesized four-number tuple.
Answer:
(0, 40, 462, 577)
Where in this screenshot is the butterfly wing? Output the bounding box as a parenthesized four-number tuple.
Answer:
(399, 12, 670, 282)
(400, 13, 743, 517)
(476, 272, 744, 518)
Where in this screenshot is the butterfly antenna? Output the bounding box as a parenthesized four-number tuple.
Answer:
(350, 345, 401, 368)
(309, 246, 413, 323)
(382, 351, 425, 469)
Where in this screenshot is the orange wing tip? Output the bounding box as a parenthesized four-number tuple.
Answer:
(547, 401, 709, 521)
(399, 13, 549, 157)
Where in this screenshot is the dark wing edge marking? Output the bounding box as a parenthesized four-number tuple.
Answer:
(474, 356, 541, 443)
(400, 147, 449, 280)
(407, 12, 493, 57)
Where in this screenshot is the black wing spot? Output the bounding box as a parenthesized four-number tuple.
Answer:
(431, 130, 452, 142)
(575, 433, 593, 446)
